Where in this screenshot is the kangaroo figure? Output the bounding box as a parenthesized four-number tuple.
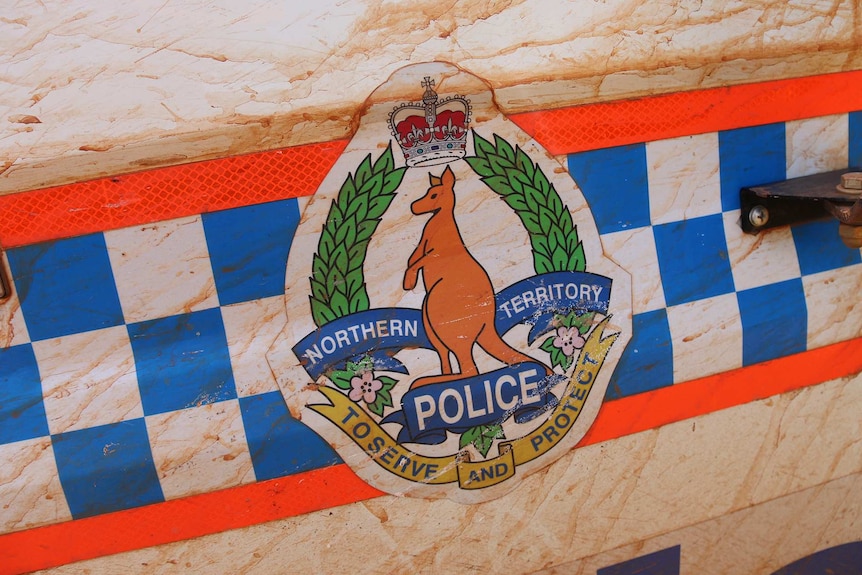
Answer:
(404, 165, 548, 389)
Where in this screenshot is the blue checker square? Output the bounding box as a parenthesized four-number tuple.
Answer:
(0, 344, 49, 444)
(792, 219, 862, 276)
(653, 214, 735, 307)
(52, 419, 163, 518)
(598, 545, 680, 575)
(850, 111, 862, 168)
(737, 279, 807, 366)
(128, 307, 237, 416)
(202, 199, 301, 306)
(240, 391, 341, 481)
(718, 123, 786, 211)
(6, 234, 124, 341)
(606, 309, 673, 400)
(567, 143, 650, 235)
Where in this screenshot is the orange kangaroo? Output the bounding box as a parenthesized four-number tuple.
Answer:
(403, 165, 548, 389)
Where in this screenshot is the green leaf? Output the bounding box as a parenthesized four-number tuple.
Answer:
(348, 239, 371, 264)
(533, 166, 551, 195)
(572, 311, 596, 335)
(482, 175, 517, 197)
(465, 156, 494, 177)
(346, 193, 369, 222)
(355, 220, 377, 242)
(547, 185, 564, 215)
(310, 277, 327, 301)
(519, 210, 541, 234)
(373, 144, 394, 174)
(337, 176, 357, 213)
(532, 234, 551, 258)
(551, 246, 569, 271)
(460, 424, 505, 458)
(310, 295, 336, 327)
(515, 147, 534, 179)
(328, 369, 354, 390)
(539, 336, 557, 353)
(330, 290, 350, 317)
(568, 243, 586, 272)
(334, 220, 356, 246)
(549, 226, 566, 256)
(349, 287, 370, 313)
(355, 154, 373, 187)
(383, 168, 407, 194)
(368, 194, 395, 220)
(472, 131, 495, 159)
(488, 153, 515, 174)
(538, 205, 555, 236)
(331, 243, 349, 274)
(505, 194, 528, 212)
(357, 171, 384, 199)
(494, 134, 515, 162)
(524, 185, 546, 213)
(318, 228, 335, 261)
(533, 252, 554, 274)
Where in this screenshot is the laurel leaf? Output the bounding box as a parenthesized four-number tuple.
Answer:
(515, 147, 534, 179)
(534, 252, 554, 274)
(308, 147, 408, 327)
(357, 171, 383, 199)
(373, 144, 394, 174)
(466, 132, 589, 277)
(472, 131, 495, 159)
(355, 154, 373, 187)
(349, 286, 370, 314)
(552, 246, 569, 271)
(310, 295, 336, 326)
(465, 156, 494, 177)
(488, 153, 515, 174)
(569, 243, 586, 272)
(494, 134, 515, 162)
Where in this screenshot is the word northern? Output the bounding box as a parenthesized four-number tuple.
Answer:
(498, 282, 605, 318)
(303, 318, 419, 366)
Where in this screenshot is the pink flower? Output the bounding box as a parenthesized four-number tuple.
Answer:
(349, 370, 383, 404)
(553, 326, 585, 357)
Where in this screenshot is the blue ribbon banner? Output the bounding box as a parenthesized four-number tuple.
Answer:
(292, 271, 612, 443)
(380, 363, 564, 444)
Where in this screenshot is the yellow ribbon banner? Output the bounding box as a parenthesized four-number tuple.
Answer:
(309, 317, 618, 490)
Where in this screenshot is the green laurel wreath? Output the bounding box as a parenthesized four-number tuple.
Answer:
(464, 131, 586, 274)
(309, 143, 407, 328)
(461, 131, 590, 456)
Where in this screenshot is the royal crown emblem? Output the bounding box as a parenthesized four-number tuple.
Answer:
(388, 76, 471, 167)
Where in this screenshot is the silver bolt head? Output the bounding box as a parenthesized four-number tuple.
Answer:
(749, 205, 769, 228)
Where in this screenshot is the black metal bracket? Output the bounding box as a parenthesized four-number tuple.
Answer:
(740, 168, 862, 234)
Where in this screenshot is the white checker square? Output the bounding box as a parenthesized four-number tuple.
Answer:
(221, 296, 286, 397)
(666, 293, 743, 384)
(646, 132, 722, 226)
(722, 210, 802, 292)
(0, 437, 72, 532)
(802, 263, 862, 350)
(600, 227, 665, 314)
(146, 400, 255, 500)
(105, 215, 219, 324)
(785, 114, 849, 179)
(32, 325, 144, 435)
(0, 251, 30, 347)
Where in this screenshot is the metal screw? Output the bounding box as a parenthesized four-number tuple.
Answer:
(838, 172, 862, 195)
(749, 205, 769, 228)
